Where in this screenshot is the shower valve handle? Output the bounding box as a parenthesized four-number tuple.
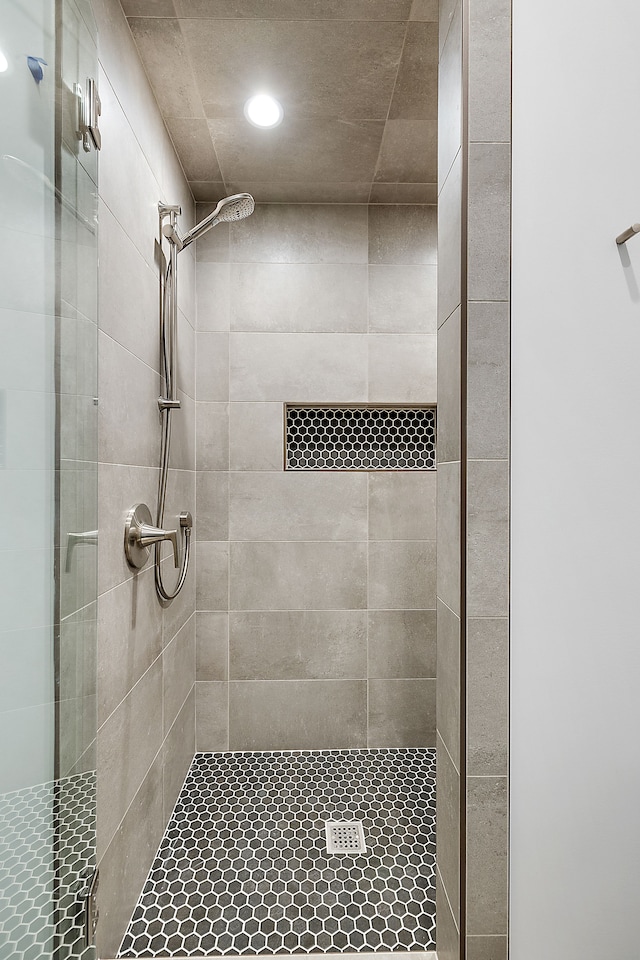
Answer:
(137, 522, 180, 568)
(124, 503, 180, 569)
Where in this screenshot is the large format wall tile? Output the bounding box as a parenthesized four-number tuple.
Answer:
(368, 610, 437, 679)
(195, 332, 229, 402)
(195, 541, 229, 611)
(436, 599, 460, 770)
(163, 686, 196, 816)
(97, 657, 163, 856)
(195, 471, 229, 541)
(96, 755, 164, 957)
(468, 0, 511, 144)
(437, 150, 462, 327)
(436, 873, 460, 960)
(229, 403, 283, 471)
(229, 611, 367, 681)
(368, 264, 437, 334)
(369, 540, 436, 609)
(467, 618, 508, 776)
(230, 542, 367, 610)
(126, 17, 205, 120)
(374, 119, 437, 187)
(438, 0, 462, 189)
(368, 472, 437, 541)
(230, 333, 368, 402)
(196, 262, 230, 331)
(467, 459, 509, 617)
(195, 612, 228, 681)
(98, 201, 158, 373)
(368, 334, 437, 402)
(229, 472, 368, 542)
(368, 678, 436, 747)
(98, 332, 160, 467)
(437, 732, 460, 924)
(436, 460, 461, 616)
(466, 776, 509, 935)
(97, 568, 162, 723)
(230, 203, 368, 265)
(163, 615, 196, 735)
(467, 300, 510, 460)
(196, 403, 229, 471)
(230, 262, 368, 333)
(196, 681, 228, 750)
(466, 935, 508, 960)
(368, 205, 437, 265)
(467, 142, 511, 302)
(437, 307, 461, 464)
(229, 680, 367, 751)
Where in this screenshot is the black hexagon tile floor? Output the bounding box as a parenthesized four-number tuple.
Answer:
(119, 749, 436, 957)
(0, 771, 96, 960)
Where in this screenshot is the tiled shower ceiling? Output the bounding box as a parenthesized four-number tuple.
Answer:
(121, 0, 438, 203)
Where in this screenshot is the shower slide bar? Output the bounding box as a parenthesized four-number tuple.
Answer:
(124, 194, 254, 601)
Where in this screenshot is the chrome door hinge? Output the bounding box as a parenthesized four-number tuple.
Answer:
(75, 866, 99, 947)
(75, 77, 101, 152)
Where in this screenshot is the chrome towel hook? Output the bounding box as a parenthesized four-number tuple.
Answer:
(616, 223, 640, 245)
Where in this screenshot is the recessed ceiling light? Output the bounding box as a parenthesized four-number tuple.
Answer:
(0, 50, 8, 73)
(244, 94, 284, 129)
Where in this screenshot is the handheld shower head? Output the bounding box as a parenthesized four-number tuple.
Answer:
(179, 193, 255, 249)
(213, 194, 255, 223)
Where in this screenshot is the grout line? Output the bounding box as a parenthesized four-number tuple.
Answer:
(96, 647, 163, 735)
(437, 729, 461, 778)
(436, 864, 461, 935)
(224, 677, 437, 683)
(215, 608, 437, 614)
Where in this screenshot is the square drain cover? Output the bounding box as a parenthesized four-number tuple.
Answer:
(325, 821, 366, 854)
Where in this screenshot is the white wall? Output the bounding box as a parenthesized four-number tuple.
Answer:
(511, 2, 640, 957)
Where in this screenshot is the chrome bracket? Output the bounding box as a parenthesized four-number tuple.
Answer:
(159, 203, 182, 224)
(65, 529, 98, 573)
(73, 866, 99, 948)
(616, 223, 640, 245)
(75, 78, 101, 152)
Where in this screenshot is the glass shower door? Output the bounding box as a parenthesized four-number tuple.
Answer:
(0, 0, 98, 957)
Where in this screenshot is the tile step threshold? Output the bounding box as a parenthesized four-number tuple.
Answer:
(109, 953, 438, 960)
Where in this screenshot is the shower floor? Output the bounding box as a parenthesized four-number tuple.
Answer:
(119, 749, 436, 957)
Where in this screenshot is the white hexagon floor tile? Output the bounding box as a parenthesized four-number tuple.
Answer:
(118, 749, 436, 956)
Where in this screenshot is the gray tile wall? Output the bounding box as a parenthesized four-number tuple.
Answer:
(436, 1, 463, 953)
(436, 0, 511, 956)
(465, 0, 511, 951)
(93, 0, 197, 954)
(194, 202, 438, 752)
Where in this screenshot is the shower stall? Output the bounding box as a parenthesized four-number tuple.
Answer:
(1, 1, 513, 959)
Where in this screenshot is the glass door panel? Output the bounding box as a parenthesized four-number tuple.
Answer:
(0, 0, 98, 957)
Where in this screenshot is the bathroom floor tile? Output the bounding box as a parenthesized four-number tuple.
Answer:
(118, 749, 436, 956)
(0, 771, 96, 960)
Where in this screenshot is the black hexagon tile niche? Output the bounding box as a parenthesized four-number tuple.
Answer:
(285, 407, 437, 471)
(119, 749, 436, 956)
